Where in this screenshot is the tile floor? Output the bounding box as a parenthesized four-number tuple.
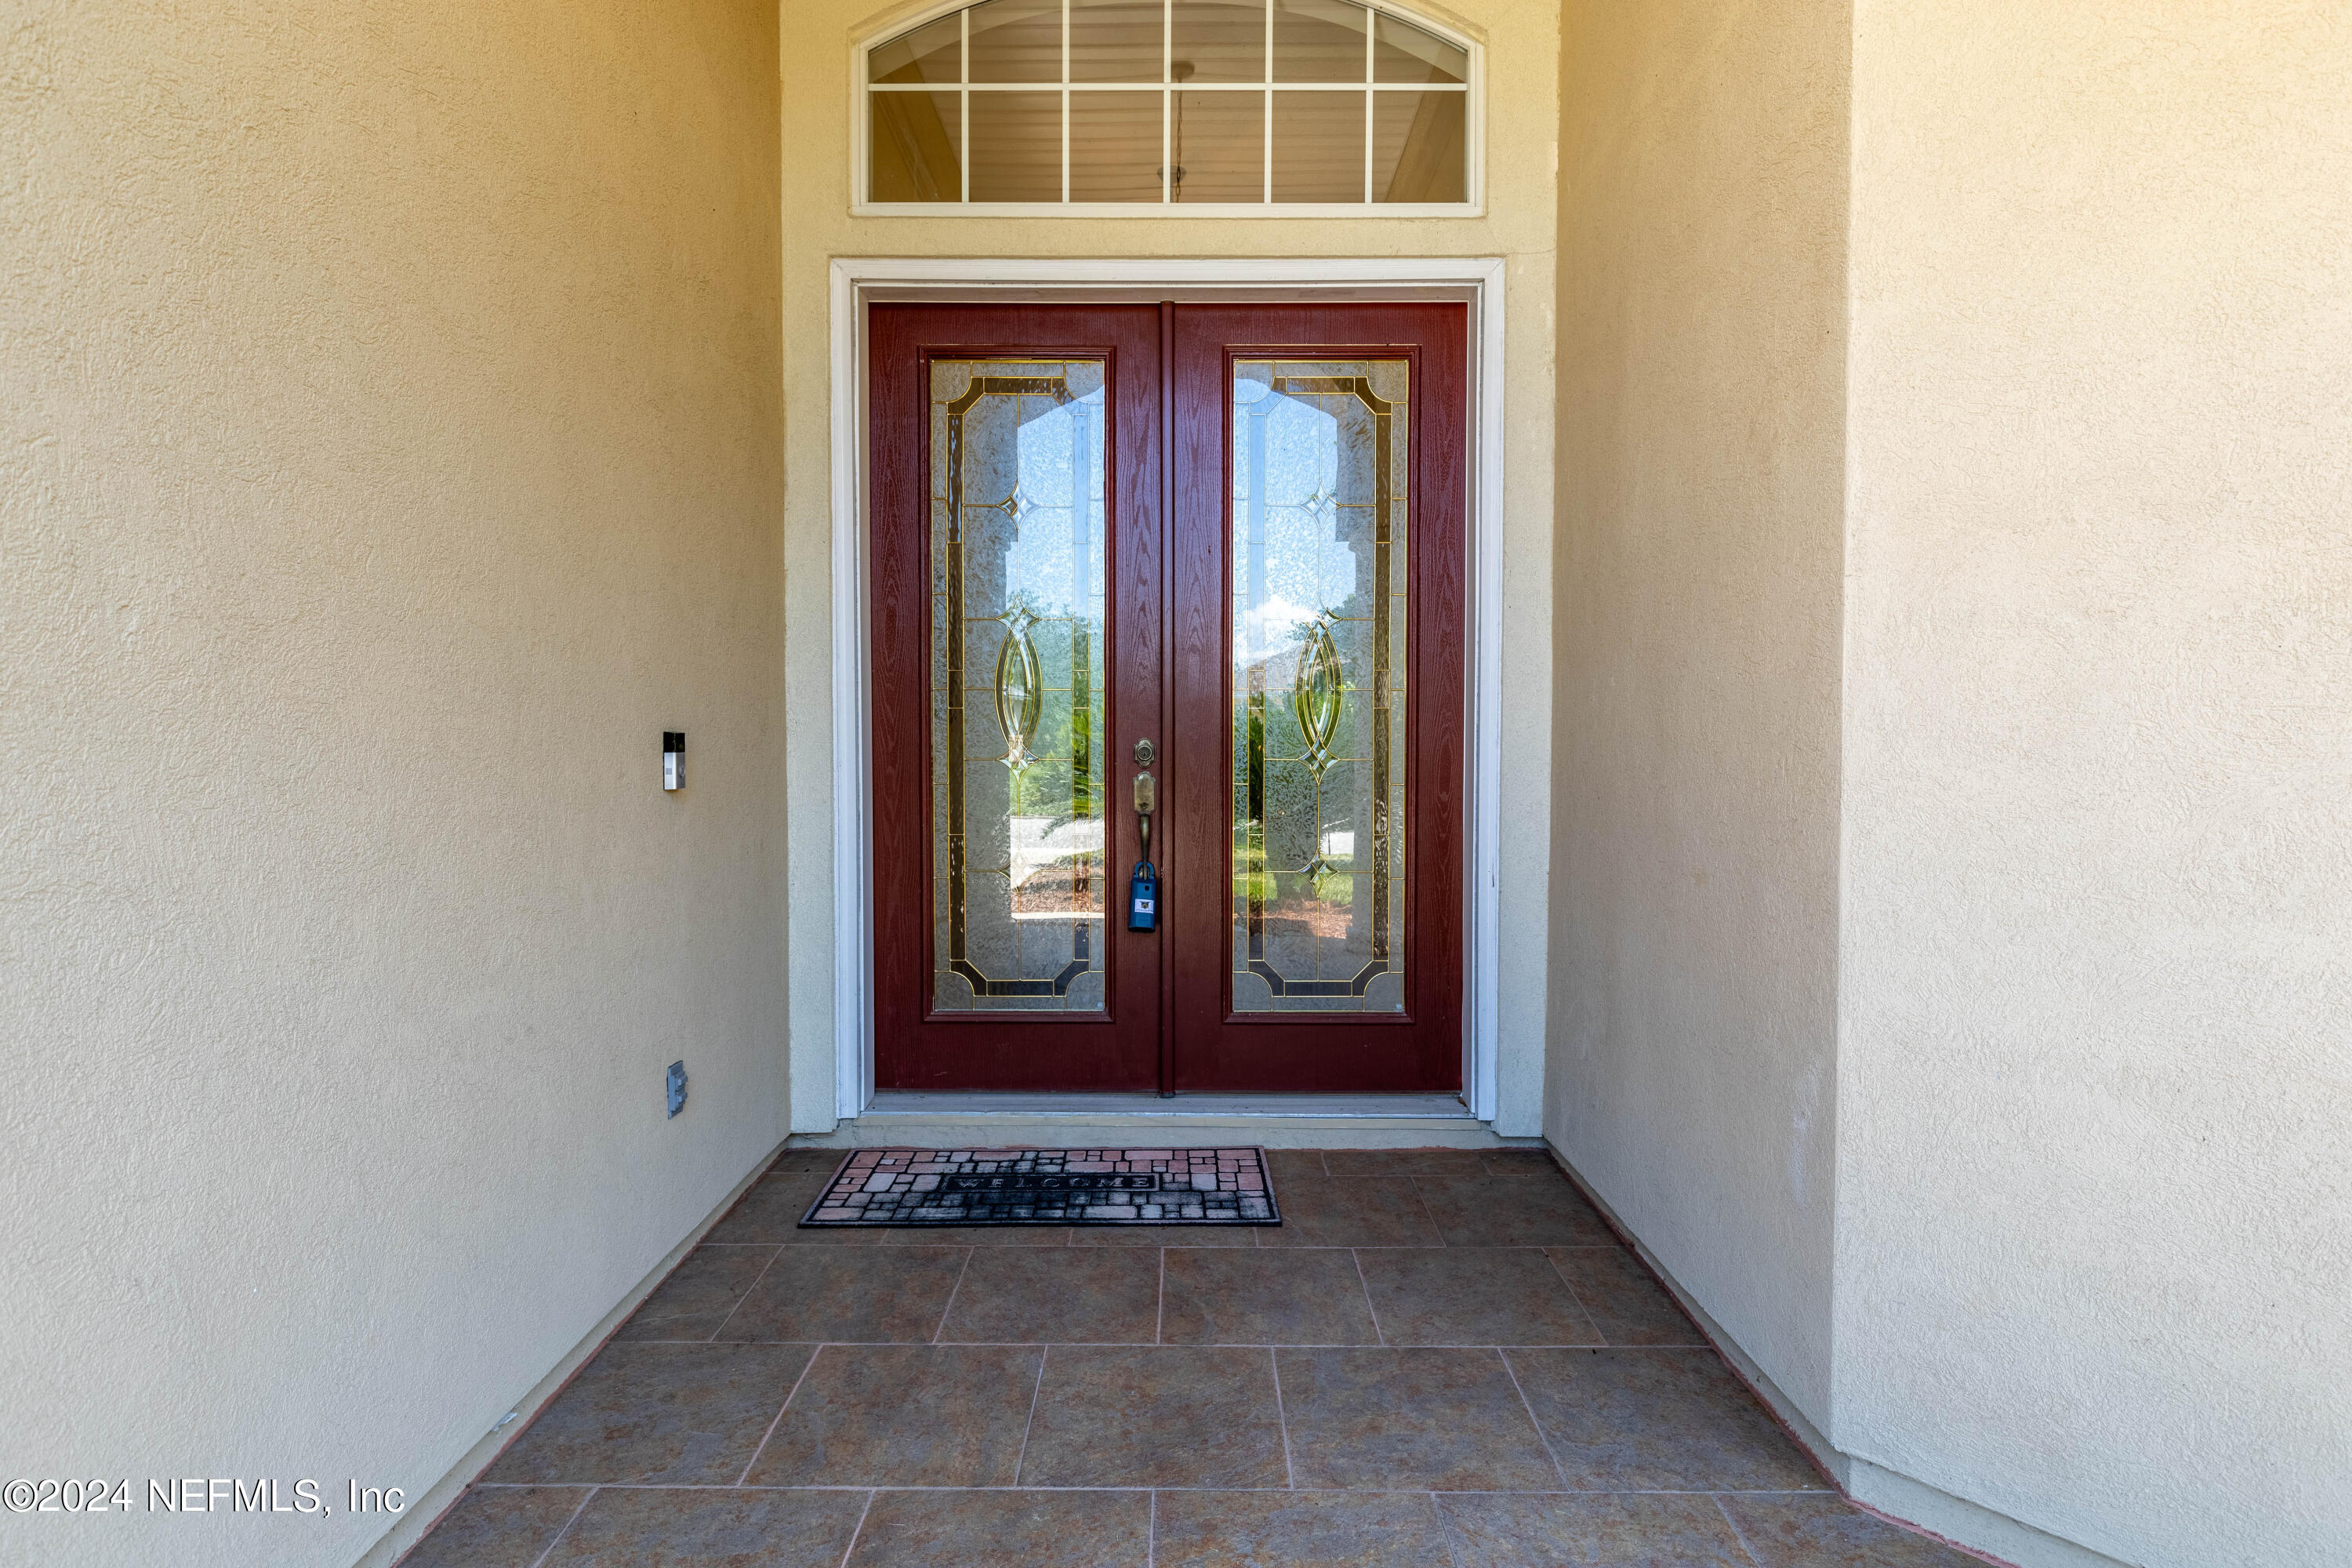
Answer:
(404, 1148, 1985, 1567)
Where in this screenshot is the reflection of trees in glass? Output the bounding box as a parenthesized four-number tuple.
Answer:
(935, 361, 1109, 1004)
(1234, 583, 1365, 907)
(993, 389, 1105, 836)
(993, 593, 1102, 832)
(1226, 360, 1405, 1008)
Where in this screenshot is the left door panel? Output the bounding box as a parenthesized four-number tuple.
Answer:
(870, 305, 1165, 1090)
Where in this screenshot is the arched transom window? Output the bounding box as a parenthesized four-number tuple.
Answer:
(862, 0, 1477, 212)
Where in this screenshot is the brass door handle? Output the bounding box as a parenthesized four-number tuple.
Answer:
(1134, 770, 1158, 862)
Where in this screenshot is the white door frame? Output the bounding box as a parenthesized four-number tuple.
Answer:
(828, 256, 1508, 1122)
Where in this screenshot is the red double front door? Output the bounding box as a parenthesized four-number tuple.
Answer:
(869, 302, 1465, 1094)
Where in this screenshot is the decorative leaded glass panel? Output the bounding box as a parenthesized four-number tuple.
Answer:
(932, 360, 1109, 1012)
(1230, 358, 1408, 1013)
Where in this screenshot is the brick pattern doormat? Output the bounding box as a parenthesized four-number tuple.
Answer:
(800, 1146, 1281, 1228)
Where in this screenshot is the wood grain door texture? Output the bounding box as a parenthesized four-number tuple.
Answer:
(869, 302, 1465, 1094)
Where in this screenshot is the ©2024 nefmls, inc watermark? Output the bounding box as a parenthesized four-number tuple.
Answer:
(4, 1477, 408, 1518)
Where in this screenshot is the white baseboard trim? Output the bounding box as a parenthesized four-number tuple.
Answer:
(1541, 1139, 2136, 1568)
(353, 1138, 790, 1568)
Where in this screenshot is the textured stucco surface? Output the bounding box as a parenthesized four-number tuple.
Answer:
(1837, 4, 2352, 1563)
(781, 0, 1559, 1135)
(0, 2, 786, 1563)
(1548, 0, 1849, 1426)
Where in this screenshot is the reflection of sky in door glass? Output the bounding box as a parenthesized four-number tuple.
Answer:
(1232, 373, 1351, 656)
(931, 361, 1109, 1014)
(1005, 387, 1105, 615)
(1230, 358, 1409, 1016)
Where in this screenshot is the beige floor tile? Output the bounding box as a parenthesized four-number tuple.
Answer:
(936, 1247, 1163, 1344)
(1152, 1490, 1453, 1567)
(741, 1343, 1044, 1487)
(614, 1246, 777, 1341)
(1253, 1177, 1442, 1248)
(1439, 1494, 1754, 1567)
(1545, 1246, 1705, 1345)
(539, 1486, 868, 1567)
(1507, 1348, 1830, 1491)
(401, 1487, 586, 1568)
(717, 1247, 970, 1343)
(1413, 1174, 1615, 1247)
(1160, 1247, 1381, 1345)
(844, 1488, 1150, 1567)
(1719, 1494, 1990, 1566)
(1356, 1247, 1602, 1346)
(483, 1342, 814, 1485)
(1276, 1347, 1561, 1491)
(1018, 1345, 1289, 1488)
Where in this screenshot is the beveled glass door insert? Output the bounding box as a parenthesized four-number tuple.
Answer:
(1230, 358, 1408, 1012)
(932, 358, 1109, 1011)
(1169, 303, 1465, 1093)
(870, 305, 1163, 1092)
(872, 302, 1459, 1095)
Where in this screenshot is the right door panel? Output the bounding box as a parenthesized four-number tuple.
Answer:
(1168, 303, 1467, 1092)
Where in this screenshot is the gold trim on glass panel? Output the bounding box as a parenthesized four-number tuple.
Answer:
(934, 362, 1108, 1010)
(1230, 358, 1408, 1012)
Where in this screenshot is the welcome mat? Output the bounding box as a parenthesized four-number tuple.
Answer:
(800, 1146, 1281, 1228)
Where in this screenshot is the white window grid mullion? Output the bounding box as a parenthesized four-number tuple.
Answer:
(1261, 0, 1272, 203)
(1061, 0, 1070, 202)
(861, 0, 1474, 213)
(1162, 0, 1171, 201)
(877, 80, 1463, 89)
(897, 80, 1449, 89)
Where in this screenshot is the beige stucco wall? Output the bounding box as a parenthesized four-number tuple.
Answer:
(1548, 0, 1850, 1425)
(0, 2, 785, 1563)
(780, 0, 1559, 1134)
(1838, 3, 2352, 1563)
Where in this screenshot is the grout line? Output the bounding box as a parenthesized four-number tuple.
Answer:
(1269, 1348, 1296, 1490)
(1539, 1249, 1611, 1346)
(1399, 1173, 1445, 1242)
(1147, 1488, 1156, 1568)
(708, 1244, 790, 1343)
(466, 1480, 1832, 1496)
(931, 1249, 976, 1345)
(1317, 1150, 1331, 1174)
(715, 1242, 1583, 1258)
(1011, 1345, 1049, 1486)
(735, 1345, 826, 1486)
(834, 1489, 877, 1568)
(1497, 1348, 1573, 1492)
(1429, 1490, 1468, 1568)
(1712, 1494, 1769, 1567)
(1156, 1247, 1167, 1345)
(580, 1338, 1657, 1350)
(522, 1486, 597, 1568)
(1350, 1249, 1386, 1345)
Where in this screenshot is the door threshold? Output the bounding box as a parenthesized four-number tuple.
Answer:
(799, 1091, 1514, 1152)
(869, 1091, 1476, 1119)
